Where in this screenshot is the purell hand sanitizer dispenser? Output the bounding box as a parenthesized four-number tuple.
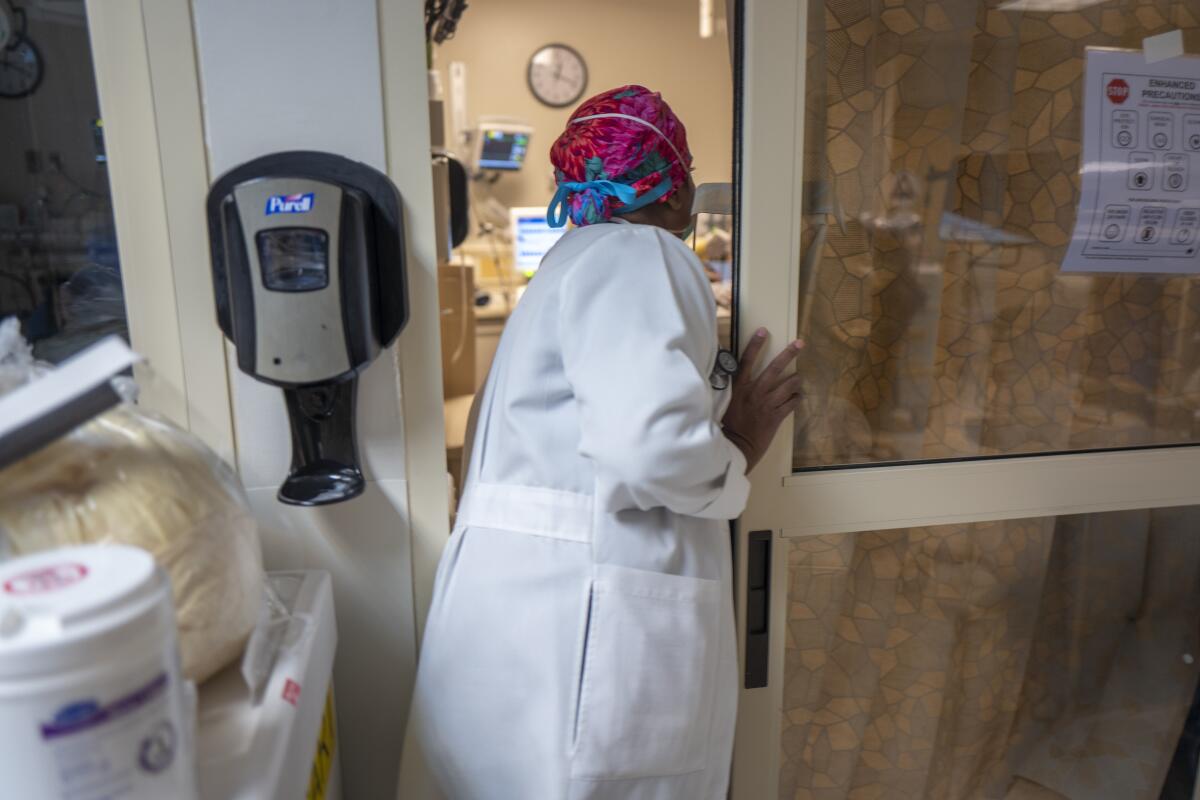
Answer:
(207, 151, 408, 506)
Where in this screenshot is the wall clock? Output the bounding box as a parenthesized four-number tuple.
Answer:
(0, 35, 41, 98)
(527, 43, 587, 109)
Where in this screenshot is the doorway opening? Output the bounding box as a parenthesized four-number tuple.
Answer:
(423, 0, 739, 499)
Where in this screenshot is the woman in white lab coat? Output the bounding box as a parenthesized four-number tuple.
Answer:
(410, 85, 803, 800)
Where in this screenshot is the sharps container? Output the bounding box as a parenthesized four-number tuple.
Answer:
(0, 544, 197, 799)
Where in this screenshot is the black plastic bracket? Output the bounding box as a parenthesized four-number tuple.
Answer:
(744, 530, 772, 689)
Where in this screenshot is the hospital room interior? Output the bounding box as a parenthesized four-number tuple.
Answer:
(1, 0, 1199, 799)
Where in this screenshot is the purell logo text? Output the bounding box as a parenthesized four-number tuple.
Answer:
(265, 193, 315, 215)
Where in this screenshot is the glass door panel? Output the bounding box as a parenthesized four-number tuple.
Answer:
(732, 1, 1200, 797)
(793, 0, 1200, 470)
(779, 506, 1200, 799)
(0, 7, 124, 363)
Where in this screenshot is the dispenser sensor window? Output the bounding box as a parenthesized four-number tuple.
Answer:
(256, 228, 330, 292)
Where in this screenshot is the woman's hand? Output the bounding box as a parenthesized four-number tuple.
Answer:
(721, 328, 805, 473)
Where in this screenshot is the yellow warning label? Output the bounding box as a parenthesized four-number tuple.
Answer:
(306, 687, 337, 800)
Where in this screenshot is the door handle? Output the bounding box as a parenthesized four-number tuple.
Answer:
(744, 530, 771, 688)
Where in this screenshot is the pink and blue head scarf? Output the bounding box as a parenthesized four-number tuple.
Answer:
(547, 85, 693, 228)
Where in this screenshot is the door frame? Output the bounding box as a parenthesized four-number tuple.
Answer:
(86, 3, 451, 793)
(87, 0, 450, 622)
(730, 1, 1200, 796)
(85, 0, 236, 462)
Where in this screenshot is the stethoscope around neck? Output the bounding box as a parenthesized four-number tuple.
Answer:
(709, 349, 739, 390)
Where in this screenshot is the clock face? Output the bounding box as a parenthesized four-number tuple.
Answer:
(0, 37, 42, 99)
(528, 44, 587, 108)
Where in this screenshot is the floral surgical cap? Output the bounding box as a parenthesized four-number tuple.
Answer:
(547, 85, 693, 228)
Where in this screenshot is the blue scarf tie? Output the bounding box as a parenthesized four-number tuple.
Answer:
(546, 176, 674, 228)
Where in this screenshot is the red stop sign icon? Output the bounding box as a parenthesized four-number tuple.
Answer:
(1107, 78, 1130, 104)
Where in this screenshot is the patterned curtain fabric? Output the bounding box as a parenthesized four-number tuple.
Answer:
(794, 0, 1200, 468)
(781, 509, 1200, 799)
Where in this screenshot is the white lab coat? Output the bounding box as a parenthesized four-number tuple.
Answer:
(410, 219, 751, 799)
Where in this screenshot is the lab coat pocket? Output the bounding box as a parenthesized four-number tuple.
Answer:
(570, 564, 721, 780)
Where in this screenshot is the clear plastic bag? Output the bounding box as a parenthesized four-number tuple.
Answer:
(0, 316, 38, 394)
(32, 264, 130, 364)
(0, 320, 264, 684)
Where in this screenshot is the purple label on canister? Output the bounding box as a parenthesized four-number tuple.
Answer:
(41, 673, 168, 740)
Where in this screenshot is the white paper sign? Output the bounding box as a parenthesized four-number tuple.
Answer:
(1063, 49, 1200, 273)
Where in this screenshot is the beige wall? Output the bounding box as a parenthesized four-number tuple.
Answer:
(433, 0, 733, 213)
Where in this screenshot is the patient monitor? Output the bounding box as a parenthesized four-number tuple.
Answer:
(510, 206, 565, 277)
(472, 119, 533, 172)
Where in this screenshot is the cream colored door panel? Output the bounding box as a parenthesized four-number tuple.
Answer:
(731, 0, 807, 795)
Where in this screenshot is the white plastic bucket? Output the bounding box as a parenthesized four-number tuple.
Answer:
(0, 544, 197, 799)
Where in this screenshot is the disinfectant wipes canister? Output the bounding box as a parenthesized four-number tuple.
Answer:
(0, 544, 197, 799)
